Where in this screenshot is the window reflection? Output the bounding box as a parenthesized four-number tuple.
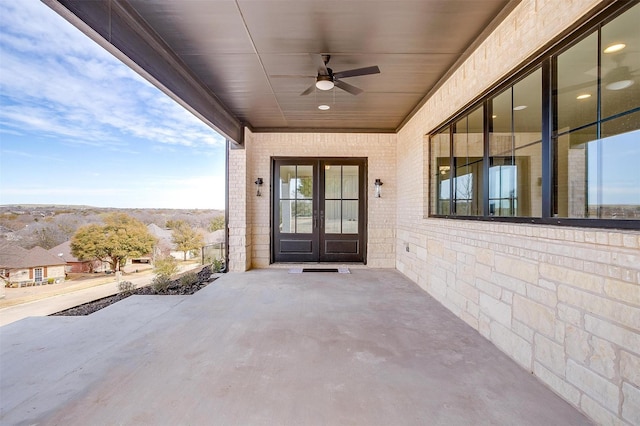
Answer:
(428, 4, 638, 224)
(555, 4, 639, 220)
(489, 69, 542, 217)
(453, 107, 483, 215)
(279, 165, 313, 234)
(597, 119, 640, 219)
(601, 4, 639, 119)
(431, 128, 451, 215)
(556, 126, 596, 218)
(557, 33, 598, 132)
(324, 165, 359, 234)
(557, 124, 640, 219)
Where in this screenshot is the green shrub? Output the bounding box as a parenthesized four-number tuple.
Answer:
(152, 275, 171, 293)
(153, 255, 178, 278)
(47, 278, 55, 284)
(212, 257, 224, 273)
(118, 280, 136, 295)
(179, 272, 198, 287)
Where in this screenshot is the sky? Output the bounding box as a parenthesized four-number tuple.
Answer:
(0, 0, 226, 209)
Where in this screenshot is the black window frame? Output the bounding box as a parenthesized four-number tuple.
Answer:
(428, 1, 640, 230)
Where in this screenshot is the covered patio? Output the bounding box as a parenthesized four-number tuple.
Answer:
(12, 1, 640, 424)
(0, 269, 588, 425)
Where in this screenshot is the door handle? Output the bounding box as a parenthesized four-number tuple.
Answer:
(320, 210, 324, 229)
(313, 210, 318, 229)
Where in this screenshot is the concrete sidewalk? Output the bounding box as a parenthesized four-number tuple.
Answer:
(0, 272, 150, 327)
(0, 264, 198, 327)
(0, 269, 590, 425)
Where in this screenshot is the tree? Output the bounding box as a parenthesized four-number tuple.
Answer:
(171, 220, 204, 261)
(32, 227, 61, 249)
(165, 219, 182, 230)
(70, 213, 157, 272)
(208, 216, 225, 232)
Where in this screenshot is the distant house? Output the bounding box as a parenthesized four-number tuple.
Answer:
(48, 241, 105, 273)
(0, 243, 66, 287)
(147, 223, 197, 261)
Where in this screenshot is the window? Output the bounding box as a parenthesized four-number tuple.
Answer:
(555, 5, 640, 220)
(34, 268, 43, 283)
(489, 69, 542, 217)
(430, 128, 451, 215)
(429, 3, 639, 227)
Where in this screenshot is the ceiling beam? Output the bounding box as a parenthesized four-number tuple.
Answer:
(42, 0, 244, 145)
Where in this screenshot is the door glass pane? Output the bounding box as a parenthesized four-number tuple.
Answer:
(601, 4, 639, 119)
(325, 200, 341, 233)
(279, 200, 294, 233)
(279, 164, 314, 233)
(297, 166, 313, 199)
(280, 165, 296, 199)
(557, 33, 598, 132)
(325, 165, 341, 199)
(342, 200, 358, 233)
(296, 200, 313, 233)
(342, 166, 359, 199)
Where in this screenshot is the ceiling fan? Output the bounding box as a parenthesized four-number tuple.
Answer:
(300, 54, 380, 96)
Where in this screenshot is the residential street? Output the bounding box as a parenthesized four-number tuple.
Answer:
(0, 263, 199, 327)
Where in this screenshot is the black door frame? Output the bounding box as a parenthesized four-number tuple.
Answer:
(271, 157, 368, 264)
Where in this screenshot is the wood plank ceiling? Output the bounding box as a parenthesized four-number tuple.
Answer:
(47, 0, 516, 136)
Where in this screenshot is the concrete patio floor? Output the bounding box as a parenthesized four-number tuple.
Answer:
(0, 269, 590, 425)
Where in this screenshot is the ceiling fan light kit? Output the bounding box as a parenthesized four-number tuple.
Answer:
(316, 75, 334, 90)
(302, 54, 380, 96)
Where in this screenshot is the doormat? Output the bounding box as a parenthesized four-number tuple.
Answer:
(288, 267, 350, 274)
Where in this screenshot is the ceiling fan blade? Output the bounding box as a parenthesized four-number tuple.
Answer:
(270, 74, 315, 79)
(335, 80, 363, 95)
(334, 65, 380, 79)
(300, 84, 316, 96)
(310, 53, 329, 75)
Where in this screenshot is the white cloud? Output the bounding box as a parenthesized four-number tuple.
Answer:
(0, 0, 226, 151)
(0, 0, 227, 209)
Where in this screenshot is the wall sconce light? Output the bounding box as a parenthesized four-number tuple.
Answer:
(374, 178, 383, 198)
(255, 178, 263, 196)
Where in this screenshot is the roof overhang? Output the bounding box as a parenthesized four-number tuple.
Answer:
(42, 0, 520, 144)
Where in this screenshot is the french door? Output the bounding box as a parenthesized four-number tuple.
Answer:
(273, 158, 366, 263)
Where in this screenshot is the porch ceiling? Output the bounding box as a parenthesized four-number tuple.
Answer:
(44, 0, 516, 142)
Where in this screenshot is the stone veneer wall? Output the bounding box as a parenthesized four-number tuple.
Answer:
(396, 0, 640, 424)
(228, 134, 251, 272)
(240, 130, 397, 269)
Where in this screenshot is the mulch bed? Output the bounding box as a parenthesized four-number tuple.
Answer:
(50, 265, 217, 317)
